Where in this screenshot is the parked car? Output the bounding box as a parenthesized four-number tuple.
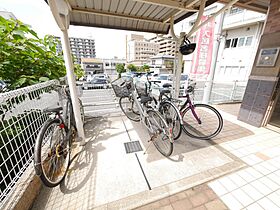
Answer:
(92, 78, 109, 89)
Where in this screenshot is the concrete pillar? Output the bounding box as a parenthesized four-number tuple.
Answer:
(238, 0, 280, 127)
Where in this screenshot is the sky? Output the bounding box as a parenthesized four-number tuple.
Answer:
(0, 0, 169, 59)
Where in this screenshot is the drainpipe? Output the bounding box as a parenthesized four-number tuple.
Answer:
(202, 12, 225, 104)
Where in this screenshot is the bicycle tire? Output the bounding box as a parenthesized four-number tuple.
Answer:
(119, 95, 140, 122)
(159, 101, 182, 140)
(181, 104, 223, 140)
(34, 118, 70, 187)
(146, 109, 173, 156)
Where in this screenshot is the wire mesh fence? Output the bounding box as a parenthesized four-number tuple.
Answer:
(0, 80, 60, 208)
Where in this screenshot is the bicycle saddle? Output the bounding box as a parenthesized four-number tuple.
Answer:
(140, 96, 153, 104)
(43, 107, 63, 113)
(163, 83, 172, 88)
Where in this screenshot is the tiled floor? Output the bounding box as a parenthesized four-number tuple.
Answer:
(31, 103, 280, 210)
(134, 104, 280, 210)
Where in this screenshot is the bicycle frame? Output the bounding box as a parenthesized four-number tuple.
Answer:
(129, 86, 155, 133)
(179, 94, 202, 124)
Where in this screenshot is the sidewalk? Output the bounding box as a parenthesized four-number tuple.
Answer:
(31, 104, 280, 210)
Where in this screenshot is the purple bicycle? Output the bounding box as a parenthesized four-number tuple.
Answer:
(161, 83, 223, 140)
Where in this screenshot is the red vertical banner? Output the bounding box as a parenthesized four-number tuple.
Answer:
(192, 16, 215, 75)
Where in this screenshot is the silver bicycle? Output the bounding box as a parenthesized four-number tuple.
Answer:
(118, 77, 174, 157)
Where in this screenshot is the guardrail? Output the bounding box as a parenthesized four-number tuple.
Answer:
(0, 80, 61, 208)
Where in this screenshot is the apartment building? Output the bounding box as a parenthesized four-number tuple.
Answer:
(81, 57, 125, 80)
(55, 36, 96, 64)
(181, 3, 266, 81)
(126, 34, 159, 66)
(149, 35, 176, 56)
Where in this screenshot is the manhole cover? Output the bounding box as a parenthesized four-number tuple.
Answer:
(124, 141, 143, 154)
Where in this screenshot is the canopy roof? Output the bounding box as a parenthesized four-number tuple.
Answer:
(46, 0, 269, 34)
(47, 0, 219, 34)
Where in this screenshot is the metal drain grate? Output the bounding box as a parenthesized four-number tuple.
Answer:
(124, 141, 143, 154)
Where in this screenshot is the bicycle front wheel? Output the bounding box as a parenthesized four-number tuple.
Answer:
(159, 101, 182, 140)
(181, 104, 223, 140)
(146, 110, 173, 157)
(119, 95, 140, 122)
(34, 118, 70, 187)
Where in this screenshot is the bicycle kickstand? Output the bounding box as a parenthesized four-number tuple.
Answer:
(143, 135, 156, 155)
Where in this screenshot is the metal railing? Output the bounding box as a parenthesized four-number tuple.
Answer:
(0, 80, 61, 208)
(150, 80, 247, 104)
(191, 80, 247, 104)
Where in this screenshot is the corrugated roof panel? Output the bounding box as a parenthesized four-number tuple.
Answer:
(85, 0, 94, 8)
(94, 0, 102, 10)
(124, 1, 138, 15)
(148, 6, 165, 18)
(102, 0, 111, 11)
(77, 0, 87, 8)
(136, 3, 151, 17)
(117, 0, 130, 13)
(153, 7, 171, 19)
(130, 2, 145, 16)
(109, 0, 119, 12)
(142, 4, 158, 17)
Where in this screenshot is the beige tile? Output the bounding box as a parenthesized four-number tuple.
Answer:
(205, 199, 228, 210)
(255, 152, 271, 161)
(158, 205, 174, 210)
(169, 192, 187, 203)
(204, 189, 217, 201)
(171, 198, 193, 210)
(189, 193, 209, 207)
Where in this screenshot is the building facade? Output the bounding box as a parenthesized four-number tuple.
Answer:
(126, 34, 159, 66)
(149, 35, 176, 57)
(56, 36, 96, 64)
(81, 57, 125, 80)
(150, 55, 174, 74)
(181, 4, 266, 81)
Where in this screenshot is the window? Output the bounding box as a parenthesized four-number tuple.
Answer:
(238, 37, 245, 47)
(105, 63, 109, 66)
(225, 39, 231, 48)
(231, 38, 238, 48)
(245, 36, 253, 46)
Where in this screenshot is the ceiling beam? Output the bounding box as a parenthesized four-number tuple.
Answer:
(184, 0, 201, 8)
(133, 0, 198, 11)
(71, 7, 167, 24)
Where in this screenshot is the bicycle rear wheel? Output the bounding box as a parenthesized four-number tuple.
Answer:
(181, 104, 223, 140)
(159, 101, 182, 140)
(119, 95, 140, 122)
(34, 118, 70, 187)
(146, 110, 173, 156)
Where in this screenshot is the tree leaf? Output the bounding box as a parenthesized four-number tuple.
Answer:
(39, 77, 49, 82)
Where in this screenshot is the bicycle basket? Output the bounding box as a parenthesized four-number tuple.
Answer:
(111, 77, 134, 97)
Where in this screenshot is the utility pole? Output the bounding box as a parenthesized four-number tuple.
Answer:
(202, 12, 225, 104)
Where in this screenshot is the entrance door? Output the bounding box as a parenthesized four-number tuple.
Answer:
(268, 80, 280, 128)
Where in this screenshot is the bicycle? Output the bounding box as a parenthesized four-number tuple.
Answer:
(140, 73, 183, 140)
(118, 77, 174, 157)
(34, 85, 84, 187)
(160, 82, 223, 140)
